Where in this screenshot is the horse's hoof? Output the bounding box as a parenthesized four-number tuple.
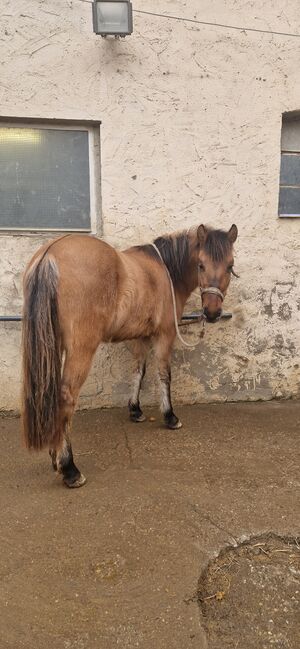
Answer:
(63, 473, 87, 488)
(130, 413, 146, 423)
(164, 410, 183, 429)
(168, 419, 183, 430)
(128, 400, 145, 422)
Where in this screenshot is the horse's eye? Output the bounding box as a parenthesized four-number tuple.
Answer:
(198, 263, 205, 272)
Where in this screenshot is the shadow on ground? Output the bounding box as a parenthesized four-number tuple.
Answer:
(0, 400, 299, 648)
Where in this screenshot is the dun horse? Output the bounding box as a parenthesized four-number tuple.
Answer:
(22, 224, 238, 487)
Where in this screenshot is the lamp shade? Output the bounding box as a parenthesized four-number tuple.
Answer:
(93, 1, 133, 36)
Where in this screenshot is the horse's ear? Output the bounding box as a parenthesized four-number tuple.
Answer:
(228, 224, 238, 243)
(197, 224, 208, 246)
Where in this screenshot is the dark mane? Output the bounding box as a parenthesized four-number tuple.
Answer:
(132, 226, 232, 283)
(133, 231, 190, 285)
(153, 232, 190, 284)
(204, 229, 232, 262)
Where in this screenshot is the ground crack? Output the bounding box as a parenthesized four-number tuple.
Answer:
(191, 504, 238, 545)
(124, 431, 133, 465)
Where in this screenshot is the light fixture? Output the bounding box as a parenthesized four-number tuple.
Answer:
(92, 1, 133, 37)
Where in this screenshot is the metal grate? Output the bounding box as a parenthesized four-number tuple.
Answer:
(0, 126, 91, 230)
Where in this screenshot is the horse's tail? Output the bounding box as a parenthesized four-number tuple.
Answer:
(22, 254, 62, 450)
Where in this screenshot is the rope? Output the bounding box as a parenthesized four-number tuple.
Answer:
(150, 243, 204, 348)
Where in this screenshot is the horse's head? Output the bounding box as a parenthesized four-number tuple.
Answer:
(196, 224, 238, 323)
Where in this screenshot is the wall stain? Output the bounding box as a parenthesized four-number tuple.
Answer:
(277, 303, 292, 321)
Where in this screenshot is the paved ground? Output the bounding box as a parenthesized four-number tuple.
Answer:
(0, 400, 299, 649)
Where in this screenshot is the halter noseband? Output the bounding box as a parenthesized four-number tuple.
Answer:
(200, 286, 224, 301)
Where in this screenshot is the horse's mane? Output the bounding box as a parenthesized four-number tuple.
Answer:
(133, 227, 232, 285)
(152, 232, 190, 284)
(132, 231, 189, 285)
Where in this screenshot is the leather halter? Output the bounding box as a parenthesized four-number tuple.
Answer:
(200, 286, 224, 301)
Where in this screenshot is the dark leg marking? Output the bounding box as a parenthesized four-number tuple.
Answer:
(128, 361, 146, 422)
(164, 408, 181, 429)
(159, 367, 182, 430)
(57, 437, 86, 488)
(128, 399, 146, 422)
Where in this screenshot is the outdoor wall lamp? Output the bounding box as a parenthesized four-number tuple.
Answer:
(92, 0, 133, 37)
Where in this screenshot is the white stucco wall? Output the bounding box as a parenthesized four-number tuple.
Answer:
(0, 0, 300, 412)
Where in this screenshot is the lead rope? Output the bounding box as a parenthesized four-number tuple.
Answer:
(151, 243, 205, 348)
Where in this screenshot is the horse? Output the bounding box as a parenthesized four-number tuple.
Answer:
(21, 223, 238, 488)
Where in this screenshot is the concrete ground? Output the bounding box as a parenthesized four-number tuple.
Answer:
(0, 400, 299, 649)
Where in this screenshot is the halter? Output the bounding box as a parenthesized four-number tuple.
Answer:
(200, 286, 224, 301)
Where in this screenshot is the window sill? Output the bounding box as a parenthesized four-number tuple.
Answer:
(0, 228, 94, 236)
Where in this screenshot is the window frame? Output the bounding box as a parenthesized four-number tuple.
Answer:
(0, 117, 102, 234)
(278, 112, 300, 218)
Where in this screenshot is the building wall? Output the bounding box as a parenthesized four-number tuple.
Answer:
(0, 0, 300, 412)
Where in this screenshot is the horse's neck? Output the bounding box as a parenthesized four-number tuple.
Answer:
(174, 265, 199, 311)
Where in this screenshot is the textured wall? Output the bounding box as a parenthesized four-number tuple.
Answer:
(0, 0, 300, 411)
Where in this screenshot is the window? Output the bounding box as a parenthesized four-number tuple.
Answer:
(0, 119, 101, 231)
(279, 113, 300, 217)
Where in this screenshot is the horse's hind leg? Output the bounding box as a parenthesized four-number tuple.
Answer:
(52, 432, 85, 488)
(51, 345, 97, 487)
(128, 338, 150, 422)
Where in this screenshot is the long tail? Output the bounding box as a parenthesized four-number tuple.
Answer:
(22, 255, 62, 450)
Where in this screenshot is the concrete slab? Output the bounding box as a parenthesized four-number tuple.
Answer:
(0, 401, 299, 648)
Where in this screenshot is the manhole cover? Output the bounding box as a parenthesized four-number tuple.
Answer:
(198, 534, 300, 648)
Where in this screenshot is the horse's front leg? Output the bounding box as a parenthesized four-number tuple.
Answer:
(128, 338, 150, 422)
(154, 334, 182, 430)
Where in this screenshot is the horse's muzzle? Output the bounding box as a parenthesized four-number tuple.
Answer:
(200, 286, 224, 323)
(203, 307, 222, 323)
